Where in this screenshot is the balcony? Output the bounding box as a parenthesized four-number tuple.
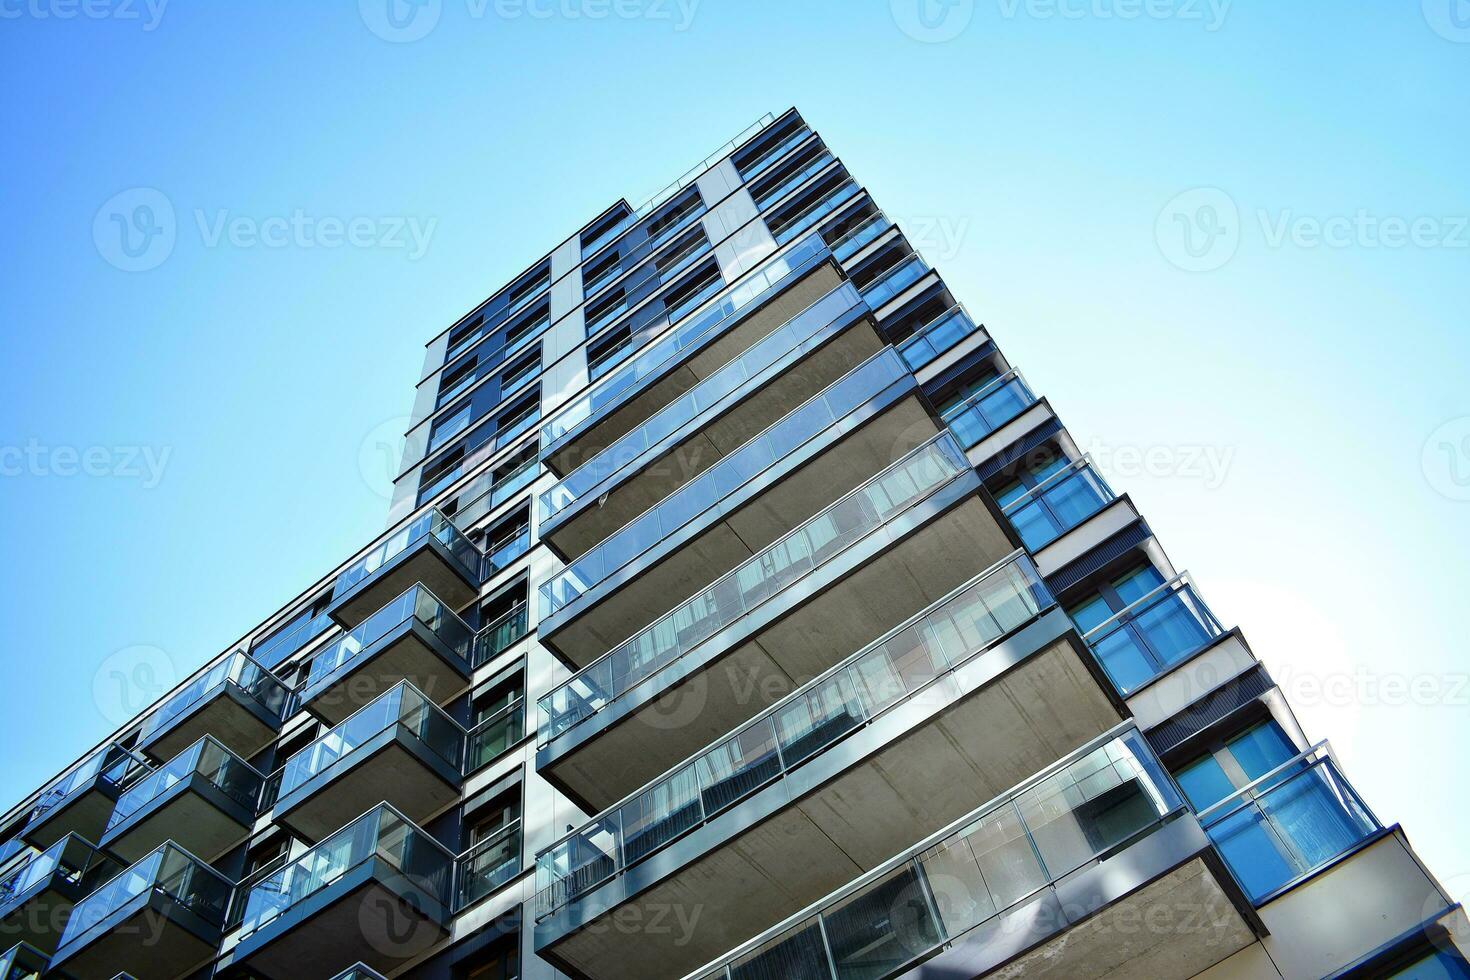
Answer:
(466, 698, 525, 774)
(539, 236, 842, 479)
(19, 744, 142, 851)
(232, 804, 454, 978)
(300, 585, 474, 726)
(534, 554, 1135, 977)
(943, 368, 1042, 455)
(328, 508, 480, 629)
(0, 943, 47, 980)
(268, 682, 464, 843)
(455, 820, 522, 910)
(896, 304, 987, 376)
(1082, 572, 1227, 696)
(0, 835, 115, 954)
(1200, 742, 1382, 905)
(680, 730, 1259, 980)
(828, 213, 893, 266)
(328, 967, 389, 980)
(136, 650, 290, 763)
(540, 280, 881, 565)
(98, 736, 261, 864)
(1000, 457, 1144, 576)
(860, 254, 938, 312)
(536, 435, 1019, 813)
(473, 601, 530, 668)
(47, 843, 231, 980)
(538, 346, 936, 665)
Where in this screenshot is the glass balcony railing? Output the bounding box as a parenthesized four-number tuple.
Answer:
(1200, 743, 1379, 904)
(264, 683, 464, 810)
(859, 254, 929, 309)
(106, 737, 261, 831)
(539, 340, 903, 616)
(539, 281, 862, 528)
(333, 508, 479, 600)
(536, 553, 1052, 918)
(473, 602, 530, 668)
(455, 820, 522, 910)
(540, 235, 831, 454)
(466, 699, 525, 774)
(238, 804, 452, 939)
(484, 527, 531, 577)
(537, 433, 974, 745)
(328, 965, 389, 980)
(753, 150, 836, 211)
(138, 651, 290, 745)
(773, 180, 860, 247)
(0, 943, 47, 980)
(829, 213, 892, 264)
(1081, 573, 1225, 696)
(897, 305, 983, 372)
(439, 452, 539, 531)
(25, 744, 144, 829)
(304, 585, 474, 694)
(56, 844, 231, 951)
(942, 369, 1038, 450)
(639, 113, 776, 215)
(737, 127, 813, 184)
(0, 835, 107, 918)
(1000, 457, 1117, 551)
(687, 729, 1183, 980)
(584, 207, 711, 304)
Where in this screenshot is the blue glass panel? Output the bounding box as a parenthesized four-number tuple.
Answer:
(1259, 768, 1375, 872)
(1209, 805, 1297, 901)
(1175, 754, 1236, 812)
(1387, 950, 1470, 979)
(1090, 629, 1157, 694)
(1228, 722, 1297, 782)
(1112, 565, 1166, 605)
(1131, 593, 1214, 667)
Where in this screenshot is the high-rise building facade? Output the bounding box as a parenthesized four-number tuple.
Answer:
(1, 108, 1464, 980)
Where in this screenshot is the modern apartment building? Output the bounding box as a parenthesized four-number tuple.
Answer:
(1, 108, 1465, 980)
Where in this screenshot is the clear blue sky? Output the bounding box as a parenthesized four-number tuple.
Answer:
(3, 0, 1468, 899)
